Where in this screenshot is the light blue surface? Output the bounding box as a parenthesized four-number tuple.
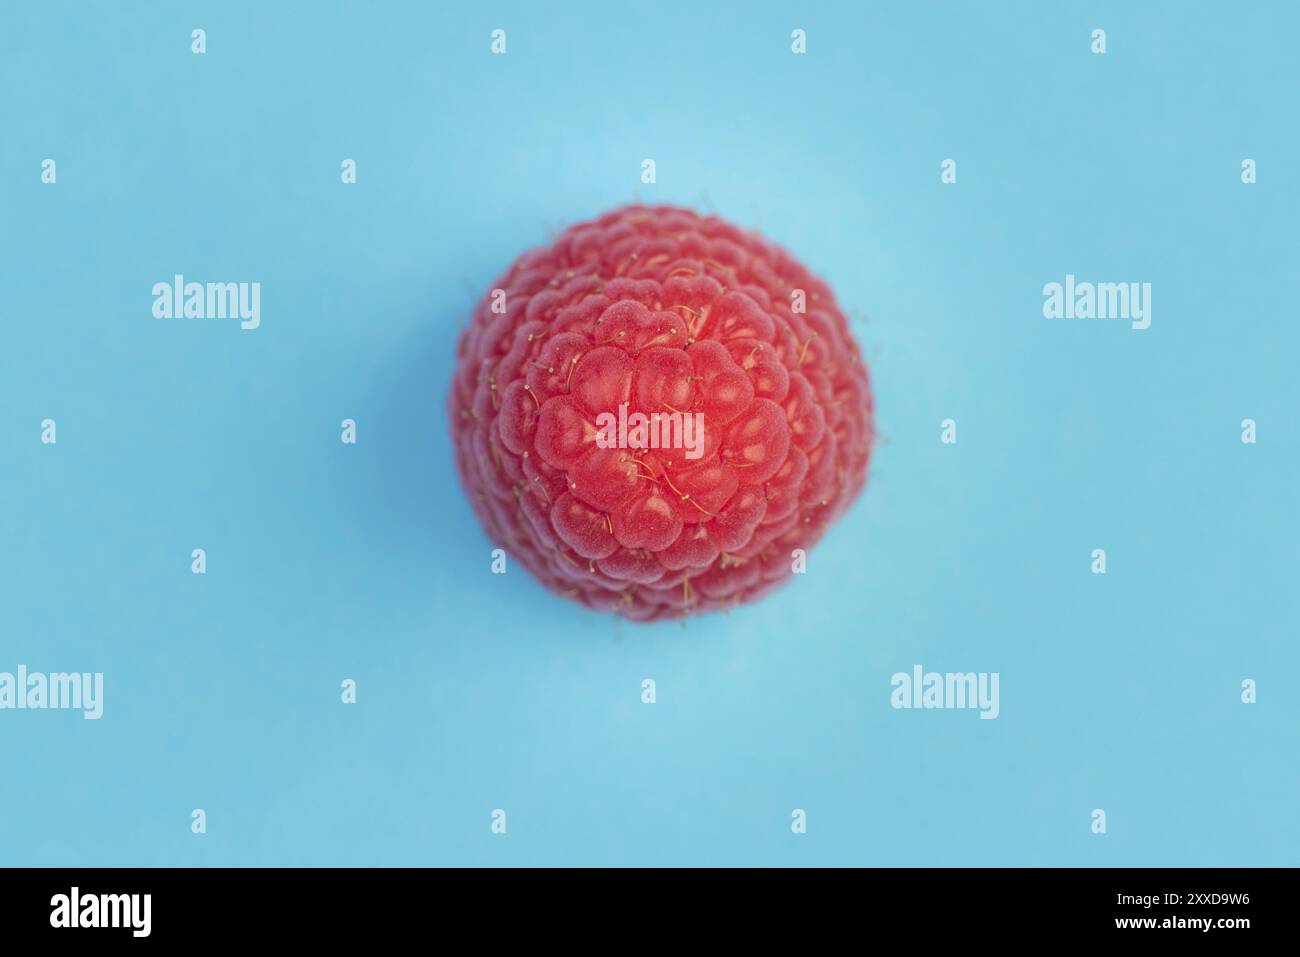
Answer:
(2, 0, 1297, 866)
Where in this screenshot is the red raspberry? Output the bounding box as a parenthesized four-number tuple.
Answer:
(450, 205, 874, 621)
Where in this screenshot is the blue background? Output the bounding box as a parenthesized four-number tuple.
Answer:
(2, 0, 1297, 866)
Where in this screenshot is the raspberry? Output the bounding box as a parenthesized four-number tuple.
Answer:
(450, 205, 874, 621)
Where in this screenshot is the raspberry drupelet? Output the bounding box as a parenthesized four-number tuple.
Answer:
(450, 205, 874, 621)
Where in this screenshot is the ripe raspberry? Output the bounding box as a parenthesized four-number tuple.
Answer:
(450, 205, 874, 621)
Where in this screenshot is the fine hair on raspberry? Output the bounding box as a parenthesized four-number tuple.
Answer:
(451, 204, 874, 621)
